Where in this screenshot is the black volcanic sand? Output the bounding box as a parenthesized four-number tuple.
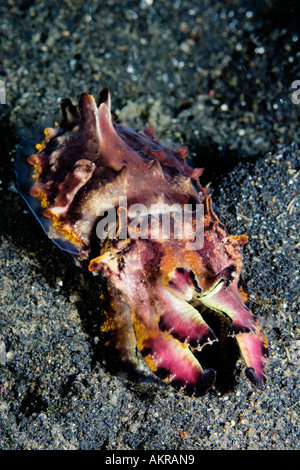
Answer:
(0, 0, 299, 450)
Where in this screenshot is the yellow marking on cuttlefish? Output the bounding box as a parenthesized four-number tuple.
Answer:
(43, 208, 82, 246)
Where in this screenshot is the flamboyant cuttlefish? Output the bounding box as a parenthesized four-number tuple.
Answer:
(16, 89, 268, 396)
